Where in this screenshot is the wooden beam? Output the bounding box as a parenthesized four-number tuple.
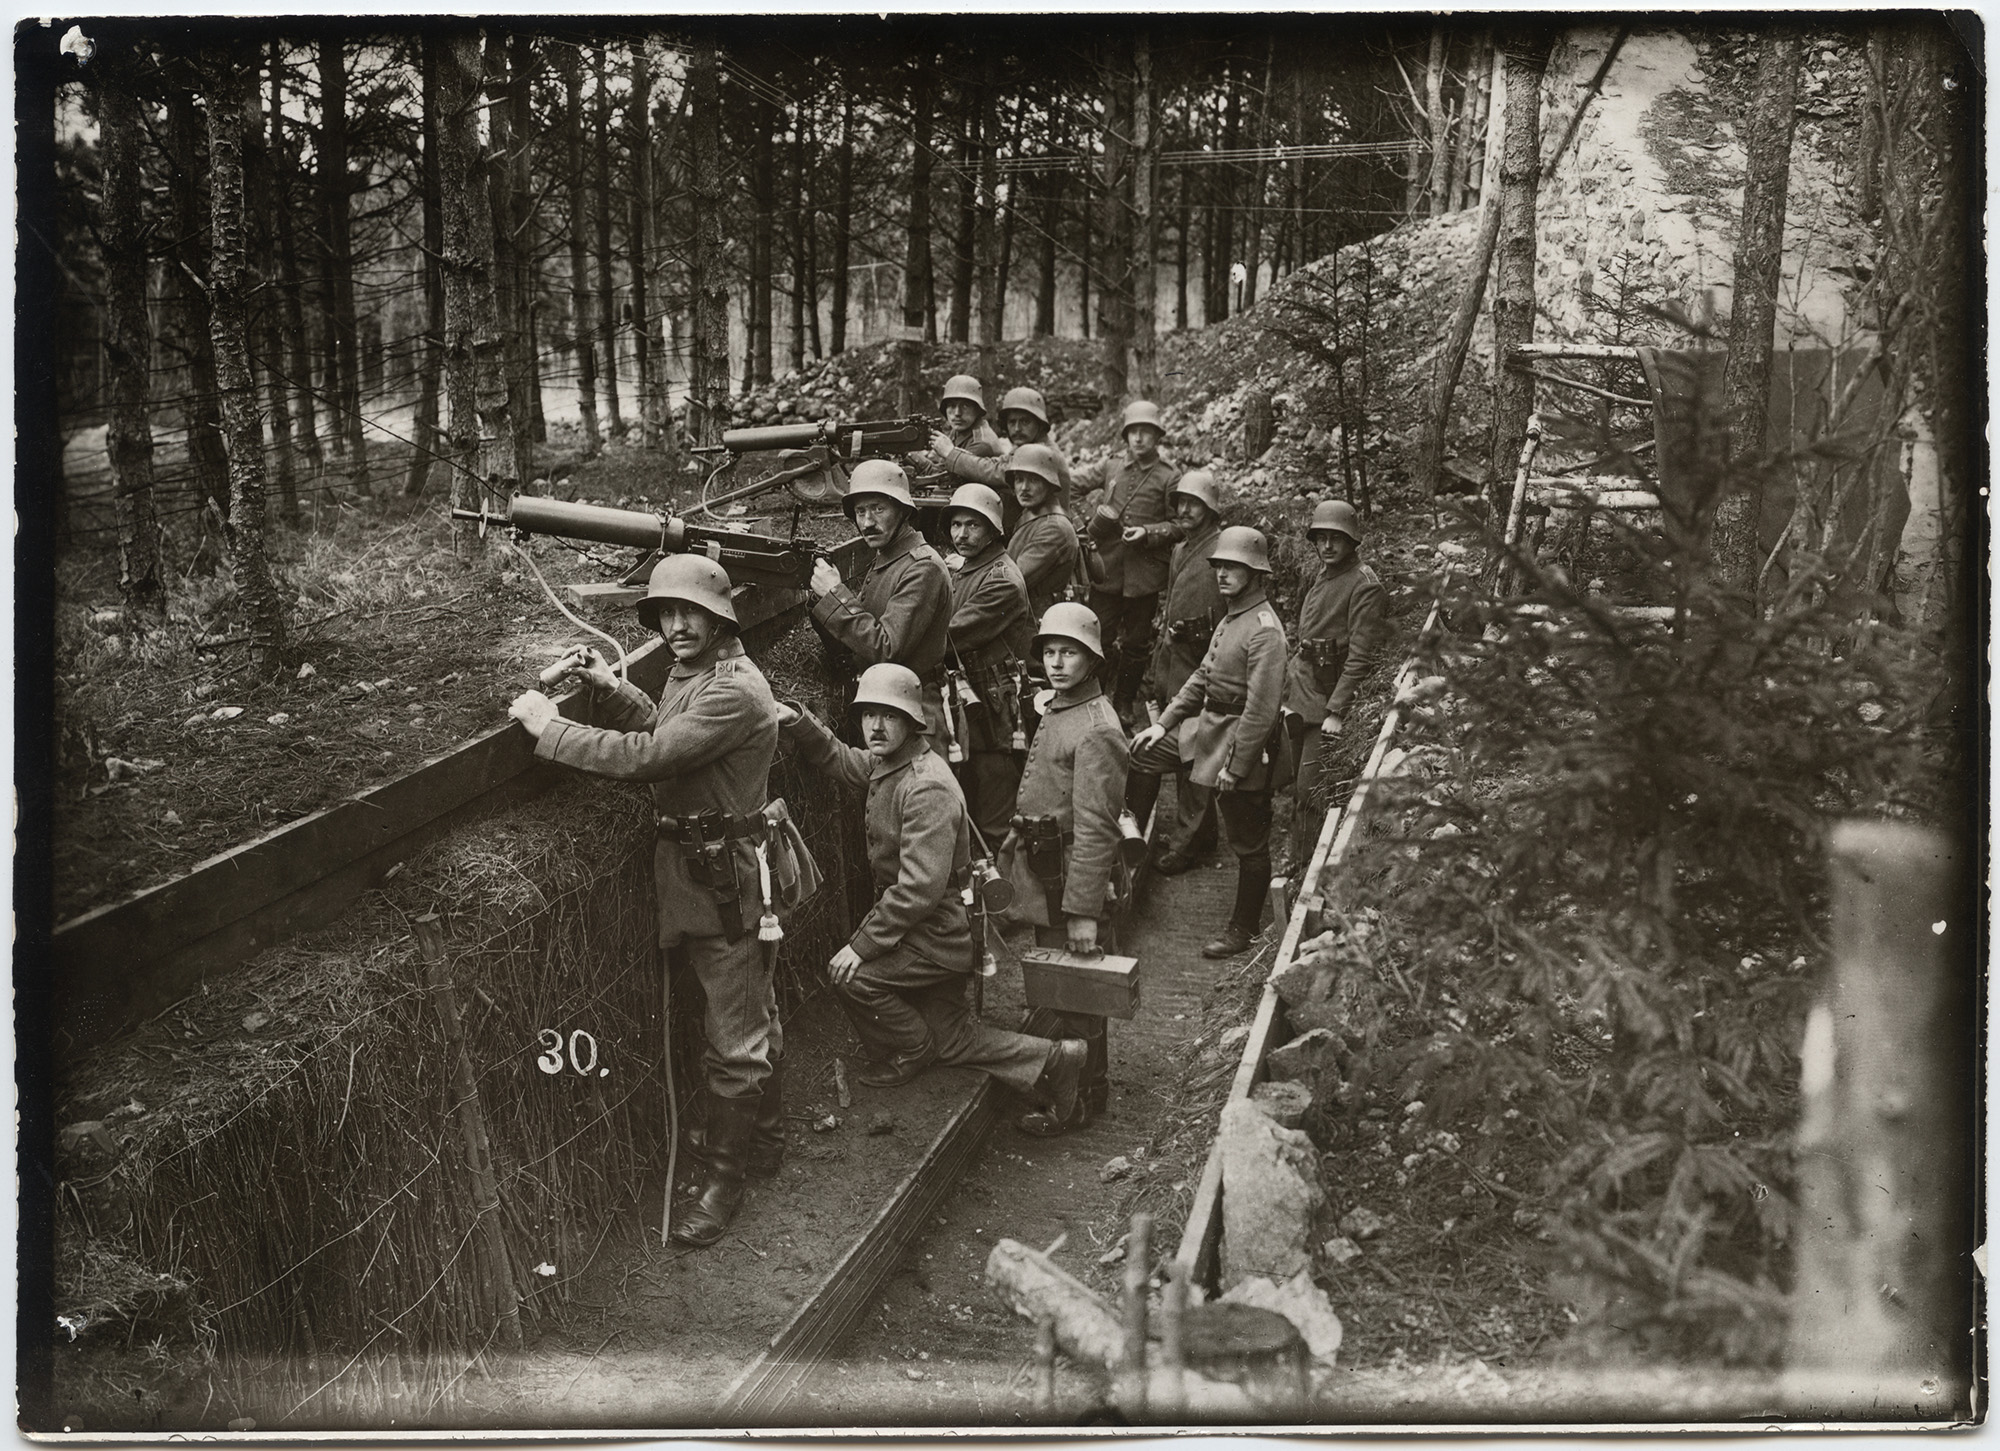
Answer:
(1507, 342, 1640, 361)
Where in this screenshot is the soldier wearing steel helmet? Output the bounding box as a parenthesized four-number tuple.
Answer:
(929, 385, 1075, 499)
(1287, 498, 1391, 863)
(1079, 400, 1183, 724)
(942, 483, 1033, 844)
(1004, 443, 1083, 620)
(1000, 603, 1131, 1135)
(778, 665, 1088, 1118)
(912, 374, 1004, 478)
(809, 457, 953, 748)
(508, 556, 818, 1249)
(1125, 468, 1227, 873)
(1131, 526, 1289, 960)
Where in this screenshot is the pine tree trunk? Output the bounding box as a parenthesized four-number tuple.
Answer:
(1488, 30, 1552, 514)
(831, 92, 854, 355)
(975, 74, 1002, 385)
(1035, 167, 1063, 337)
(319, 39, 370, 493)
(556, 47, 601, 457)
(510, 32, 545, 449)
(1458, 37, 1494, 209)
(1176, 111, 1191, 330)
(900, 71, 934, 415)
(592, 43, 624, 435)
(1079, 170, 1093, 340)
(439, 30, 508, 560)
(1098, 37, 1134, 406)
(1131, 29, 1159, 398)
(240, 50, 296, 528)
(791, 105, 809, 374)
(1241, 39, 1275, 308)
(1713, 28, 1802, 592)
(164, 80, 232, 538)
(949, 91, 976, 345)
(688, 33, 730, 448)
(1426, 26, 1452, 215)
(753, 97, 777, 386)
(268, 61, 321, 478)
(206, 45, 288, 669)
(804, 104, 823, 359)
(99, 38, 166, 616)
(626, 40, 657, 445)
(407, 39, 448, 493)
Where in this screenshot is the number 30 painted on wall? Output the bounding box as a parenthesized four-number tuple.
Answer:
(535, 1028, 607, 1077)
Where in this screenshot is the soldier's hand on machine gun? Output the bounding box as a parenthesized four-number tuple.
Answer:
(810, 557, 843, 599)
(508, 689, 559, 740)
(1065, 915, 1101, 956)
(927, 430, 957, 460)
(828, 943, 863, 985)
(1131, 722, 1167, 753)
(1321, 712, 1345, 738)
(543, 645, 617, 693)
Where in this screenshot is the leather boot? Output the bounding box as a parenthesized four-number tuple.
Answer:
(1016, 1039, 1089, 1137)
(686, 1059, 785, 1179)
(671, 1091, 758, 1247)
(1203, 859, 1271, 958)
(855, 1033, 937, 1088)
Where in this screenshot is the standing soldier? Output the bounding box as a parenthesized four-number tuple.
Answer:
(1004, 443, 1083, 620)
(1002, 604, 1131, 1134)
(1131, 526, 1288, 959)
(910, 374, 1003, 480)
(507, 557, 816, 1248)
(1287, 499, 1391, 863)
(809, 458, 953, 745)
(930, 385, 1075, 499)
(942, 483, 1033, 846)
(1125, 469, 1226, 872)
(1080, 400, 1181, 724)
(779, 665, 1088, 1117)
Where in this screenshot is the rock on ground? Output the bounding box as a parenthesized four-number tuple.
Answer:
(1221, 1269, 1345, 1365)
(1219, 1097, 1325, 1290)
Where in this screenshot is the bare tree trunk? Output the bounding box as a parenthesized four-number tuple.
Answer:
(1098, 37, 1133, 405)
(99, 37, 166, 615)
(438, 30, 508, 560)
(791, 104, 809, 374)
(991, 91, 1025, 360)
(900, 70, 934, 416)
(830, 92, 854, 354)
(406, 38, 448, 493)
(688, 33, 730, 448)
(163, 79, 232, 539)
(974, 72, 1002, 385)
(1713, 28, 1802, 592)
(625, 39, 658, 446)
(1035, 158, 1064, 336)
(1487, 30, 1552, 514)
(269, 57, 321, 479)
(751, 93, 777, 386)
(1177, 101, 1192, 330)
(1425, 25, 1452, 216)
(251, 52, 300, 527)
(592, 43, 624, 436)
(1130, 29, 1159, 399)
(1241, 38, 1275, 308)
(319, 39, 369, 493)
(510, 31, 545, 448)
(949, 86, 976, 344)
(206, 45, 288, 669)
(1457, 37, 1494, 209)
(485, 31, 529, 479)
(557, 45, 602, 457)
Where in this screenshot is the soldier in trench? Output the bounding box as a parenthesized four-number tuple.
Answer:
(508, 556, 817, 1248)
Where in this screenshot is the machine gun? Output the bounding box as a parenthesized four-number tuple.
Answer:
(452, 494, 821, 593)
(690, 416, 949, 516)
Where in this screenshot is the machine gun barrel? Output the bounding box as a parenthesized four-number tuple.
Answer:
(506, 495, 671, 551)
(451, 494, 820, 591)
(722, 421, 838, 453)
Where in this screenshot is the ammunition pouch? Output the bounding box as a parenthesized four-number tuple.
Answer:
(1300, 637, 1347, 672)
(1167, 617, 1213, 645)
(659, 802, 820, 944)
(1012, 813, 1072, 906)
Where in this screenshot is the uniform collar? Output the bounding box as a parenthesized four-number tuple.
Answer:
(1223, 586, 1270, 617)
(870, 731, 931, 779)
(959, 539, 1006, 570)
(667, 635, 743, 679)
(1319, 554, 1362, 583)
(1185, 519, 1221, 552)
(1046, 678, 1106, 712)
(870, 522, 924, 569)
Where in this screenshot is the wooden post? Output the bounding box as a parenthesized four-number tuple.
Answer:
(414, 912, 524, 1349)
(1786, 821, 1970, 1418)
(1033, 1315, 1057, 1419)
(1116, 1213, 1152, 1417)
(1157, 1259, 1188, 1419)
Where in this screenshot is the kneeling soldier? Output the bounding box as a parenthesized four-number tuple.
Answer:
(1002, 603, 1131, 1135)
(780, 664, 1088, 1115)
(1287, 499, 1390, 864)
(509, 556, 815, 1248)
(1131, 526, 1289, 959)
(943, 482, 1033, 847)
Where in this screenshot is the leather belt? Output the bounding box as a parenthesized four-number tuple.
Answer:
(1202, 693, 1246, 717)
(655, 811, 764, 843)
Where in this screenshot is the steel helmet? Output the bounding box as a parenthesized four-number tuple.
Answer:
(850, 662, 929, 731)
(637, 553, 738, 631)
(1209, 525, 1273, 574)
(939, 374, 986, 414)
(1120, 399, 1164, 435)
(944, 483, 1007, 537)
(1003, 442, 1064, 493)
(1032, 602, 1104, 660)
(843, 458, 916, 516)
(1171, 468, 1223, 518)
(1308, 498, 1362, 543)
(998, 386, 1050, 429)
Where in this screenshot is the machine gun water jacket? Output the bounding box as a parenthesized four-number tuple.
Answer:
(1147, 517, 1226, 701)
(1157, 590, 1290, 792)
(1000, 680, 1131, 926)
(1284, 555, 1392, 724)
(781, 713, 975, 975)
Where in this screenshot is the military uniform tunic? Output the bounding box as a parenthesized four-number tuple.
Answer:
(1158, 589, 1289, 792)
(1009, 508, 1083, 619)
(1147, 519, 1226, 702)
(811, 520, 952, 680)
(937, 435, 1076, 500)
(1000, 680, 1130, 926)
(947, 540, 1033, 841)
(1284, 557, 1391, 724)
(1081, 456, 1181, 597)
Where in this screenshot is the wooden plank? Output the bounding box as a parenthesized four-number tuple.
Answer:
(1534, 487, 1660, 512)
(52, 537, 870, 1051)
(721, 1077, 1000, 1420)
(1507, 342, 1640, 361)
